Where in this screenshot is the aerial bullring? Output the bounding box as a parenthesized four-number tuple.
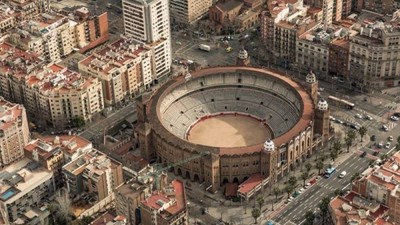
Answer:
(137, 66, 316, 191)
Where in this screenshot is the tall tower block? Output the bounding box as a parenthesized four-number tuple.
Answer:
(314, 99, 331, 143)
(304, 71, 318, 106)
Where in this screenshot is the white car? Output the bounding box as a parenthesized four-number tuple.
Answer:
(365, 115, 373, 120)
(305, 183, 311, 189)
(355, 113, 363, 119)
(389, 136, 394, 142)
(390, 115, 399, 121)
(382, 125, 389, 131)
(298, 188, 305, 194)
(385, 142, 391, 149)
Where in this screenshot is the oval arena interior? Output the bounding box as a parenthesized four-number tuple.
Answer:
(136, 66, 316, 194)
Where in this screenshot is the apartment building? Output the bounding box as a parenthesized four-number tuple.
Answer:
(0, 158, 55, 224)
(3, 0, 49, 20)
(10, 12, 75, 63)
(349, 10, 400, 88)
(9, 9, 108, 62)
(329, 192, 393, 225)
(122, 0, 171, 80)
(140, 179, 188, 225)
(61, 7, 109, 53)
(63, 149, 124, 201)
(78, 38, 153, 106)
(115, 166, 168, 225)
(329, 38, 350, 79)
(0, 98, 29, 167)
(261, 0, 318, 65)
(170, 0, 212, 26)
(0, 4, 16, 34)
(304, 0, 339, 23)
(24, 135, 92, 187)
(361, 0, 400, 15)
(296, 26, 332, 77)
(0, 42, 104, 127)
(352, 152, 400, 224)
(341, 0, 351, 17)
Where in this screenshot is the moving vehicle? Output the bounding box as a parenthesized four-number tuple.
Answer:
(226, 46, 233, 53)
(394, 112, 400, 117)
(360, 151, 367, 157)
(324, 167, 336, 178)
(350, 124, 360, 130)
(390, 115, 399, 121)
(339, 171, 347, 178)
(198, 44, 211, 52)
(355, 113, 363, 119)
(328, 96, 355, 110)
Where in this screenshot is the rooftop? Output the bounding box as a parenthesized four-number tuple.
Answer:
(0, 42, 45, 79)
(0, 158, 53, 204)
(79, 37, 150, 76)
(238, 173, 268, 194)
(214, 0, 243, 12)
(329, 193, 392, 225)
(141, 179, 186, 220)
(0, 98, 25, 131)
(63, 149, 121, 176)
(299, 25, 346, 45)
(90, 211, 126, 225)
(39, 135, 92, 156)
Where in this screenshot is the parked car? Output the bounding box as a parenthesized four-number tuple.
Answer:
(378, 142, 384, 148)
(360, 151, 367, 157)
(389, 136, 394, 142)
(390, 115, 399, 121)
(371, 135, 376, 141)
(385, 142, 391, 149)
(335, 119, 344, 124)
(382, 125, 389, 131)
(394, 112, 400, 117)
(365, 115, 373, 120)
(355, 113, 363, 119)
(373, 151, 379, 156)
(350, 124, 360, 130)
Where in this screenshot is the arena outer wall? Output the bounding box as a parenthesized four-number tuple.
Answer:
(136, 66, 316, 192)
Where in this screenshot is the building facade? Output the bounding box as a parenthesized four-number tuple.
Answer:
(78, 38, 153, 106)
(351, 152, 400, 224)
(63, 149, 124, 201)
(4, 0, 49, 20)
(0, 98, 29, 167)
(0, 42, 104, 127)
(9, 9, 108, 62)
(170, 0, 212, 26)
(349, 11, 400, 88)
(361, 0, 400, 15)
(122, 0, 171, 80)
(329, 38, 350, 79)
(0, 158, 55, 224)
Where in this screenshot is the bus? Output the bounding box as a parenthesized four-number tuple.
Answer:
(324, 167, 336, 178)
(328, 96, 355, 110)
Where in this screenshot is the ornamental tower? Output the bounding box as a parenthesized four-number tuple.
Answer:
(261, 140, 278, 184)
(314, 99, 331, 144)
(305, 71, 318, 106)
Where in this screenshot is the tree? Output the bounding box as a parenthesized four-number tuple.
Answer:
(288, 176, 297, 187)
(304, 210, 315, 225)
(334, 189, 345, 196)
(358, 126, 367, 141)
(381, 154, 389, 161)
(351, 172, 360, 181)
(319, 197, 330, 224)
(305, 163, 312, 174)
(397, 135, 400, 150)
(315, 160, 324, 175)
(285, 184, 294, 199)
(301, 172, 309, 187)
(251, 208, 261, 224)
(333, 140, 342, 154)
(345, 129, 356, 153)
(71, 116, 85, 128)
(257, 196, 264, 210)
(330, 149, 338, 162)
(273, 187, 281, 201)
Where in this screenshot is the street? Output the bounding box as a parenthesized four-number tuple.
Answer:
(271, 154, 370, 224)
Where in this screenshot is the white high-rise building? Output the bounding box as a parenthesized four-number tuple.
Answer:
(123, 0, 172, 80)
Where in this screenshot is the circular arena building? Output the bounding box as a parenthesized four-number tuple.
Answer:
(136, 66, 324, 193)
